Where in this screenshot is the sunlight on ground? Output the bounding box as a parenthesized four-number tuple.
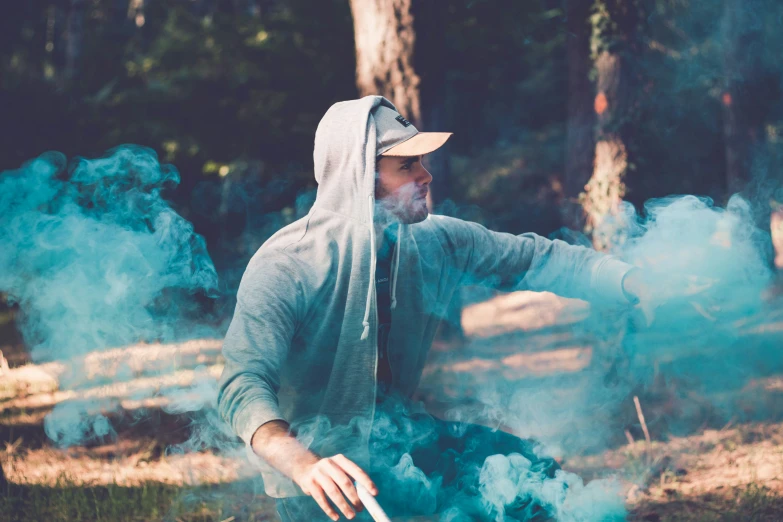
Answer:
(461, 291, 588, 338)
(4, 448, 246, 488)
(2, 291, 783, 521)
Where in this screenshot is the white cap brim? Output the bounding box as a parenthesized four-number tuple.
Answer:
(380, 132, 453, 157)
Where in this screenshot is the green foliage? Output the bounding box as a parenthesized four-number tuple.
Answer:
(0, 0, 357, 277)
(0, 0, 356, 189)
(2, 0, 783, 253)
(444, 0, 568, 154)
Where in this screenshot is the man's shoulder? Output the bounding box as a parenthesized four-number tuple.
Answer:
(234, 249, 313, 310)
(244, 247, 309, 280)
(416, 213, 471, 232)
(416, 214, 479, 239)
(410, 214, 478, 257)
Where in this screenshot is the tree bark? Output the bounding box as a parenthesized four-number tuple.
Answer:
(772, 207, 783, 270)
(413, 1, 462, 342)
(583, 0, 646, 251)
(127, 0, 146, 27)
(57, 0, 86, 86)
(562, 0, 596, 233)
(350, 0, 463, 342)
(722, 0, 767, 196)
(348, 0, 421, 124)
(722, 0, 780, 266)
(412, 0, 449, 206)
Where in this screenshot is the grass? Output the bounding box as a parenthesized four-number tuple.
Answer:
(4, 333, 783, 521)
(3, 478, 781, 522)
(0, 476, 274, 522)
(632, 483, 783, 521)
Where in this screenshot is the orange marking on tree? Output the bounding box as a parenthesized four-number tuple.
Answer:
(722, 92, 732, 107)
(594, 92, 608, 115)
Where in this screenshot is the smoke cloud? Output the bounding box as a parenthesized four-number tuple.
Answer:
(3, 146, 780, 520)
(1, 145, 219, 446)
(422, 192, 779, 519)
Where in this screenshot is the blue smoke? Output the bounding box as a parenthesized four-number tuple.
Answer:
(490, 196, 783, 444)
(3, 146, 780, 519)
(614, 195, 778, 428)
(0, 145, 217, 362)
(426, 193, 779, 520)
(485, 193, 778, 448)
(1, 145, 219, 446)
(478, 454, 625, 522)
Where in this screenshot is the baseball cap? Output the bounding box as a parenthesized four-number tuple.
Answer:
(372, 105, 452, 157)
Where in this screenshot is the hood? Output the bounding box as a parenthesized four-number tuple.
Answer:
(312, 95, 404, 341)
(313, 95, 398, 222)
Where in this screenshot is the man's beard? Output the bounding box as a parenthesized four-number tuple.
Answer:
(375, 181, 429, 225)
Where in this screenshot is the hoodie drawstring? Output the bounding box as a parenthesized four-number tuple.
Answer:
(391, 224, 402, 310)
(361, 194, 377, 341)
(361, 197, 405, 339)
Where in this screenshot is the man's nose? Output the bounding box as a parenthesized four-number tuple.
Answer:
(418, 165, 433, 185)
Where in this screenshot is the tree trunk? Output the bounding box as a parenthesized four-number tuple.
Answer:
(722, 0, 781, 267)
(62, 0, 86, 84)
(350, 0, 463, 342)
(722, 0, 767, 196)
(562, 0, 596, 233)
(772, 207, 783, 270)
(412, 0, 449, 206)
(127, 0, 146, 27)
(348, 0, 421, 123)
(0, 459, 6, 492)
(583, 0, 646, 251)
(412, 1, 463, 342)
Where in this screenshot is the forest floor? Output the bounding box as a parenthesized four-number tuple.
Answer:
(1, 291, 782, 521)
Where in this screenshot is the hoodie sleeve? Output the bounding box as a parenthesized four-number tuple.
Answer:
(441, 217, 636, 304)
(217, 253, 303, 446)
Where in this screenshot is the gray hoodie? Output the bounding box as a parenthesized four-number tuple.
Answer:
(217, 95, 635, 497)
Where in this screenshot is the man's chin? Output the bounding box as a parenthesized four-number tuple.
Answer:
(377, 200, 429, 225)
(398, 206, 429, 225)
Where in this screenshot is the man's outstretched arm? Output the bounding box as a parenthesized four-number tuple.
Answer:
(444, 218, 638, 305)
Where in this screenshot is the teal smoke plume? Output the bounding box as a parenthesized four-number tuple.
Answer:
(432, 194, 779, 520)
(0, 146, 217, 362)
(1, 146, 219, 446)
(481, 194, 777, 444)
(2, 146, 780, 519)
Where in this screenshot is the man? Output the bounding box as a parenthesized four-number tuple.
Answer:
(218, 96, 647, 521)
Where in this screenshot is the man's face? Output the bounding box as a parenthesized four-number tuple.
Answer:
(375, 155, 432, 225)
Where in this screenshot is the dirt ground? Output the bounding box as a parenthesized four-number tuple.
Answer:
(2, 291, 782, 521)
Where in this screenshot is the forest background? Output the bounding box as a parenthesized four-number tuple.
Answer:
(4, 0, 783, 315)
(2, 1, 783, 521)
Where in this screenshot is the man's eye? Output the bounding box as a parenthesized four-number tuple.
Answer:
(401, 163, 412, 170)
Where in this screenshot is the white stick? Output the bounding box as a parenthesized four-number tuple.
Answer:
(633, 395, 651, 448)
(355, 482, 391, 522)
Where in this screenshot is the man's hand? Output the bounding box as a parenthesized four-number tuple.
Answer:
(622, 268, 657, 326)
(250, 421, 378, 521)
(292, 453, 378, 521)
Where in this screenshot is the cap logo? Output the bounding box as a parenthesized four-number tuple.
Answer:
(395, 115, 412, 127)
